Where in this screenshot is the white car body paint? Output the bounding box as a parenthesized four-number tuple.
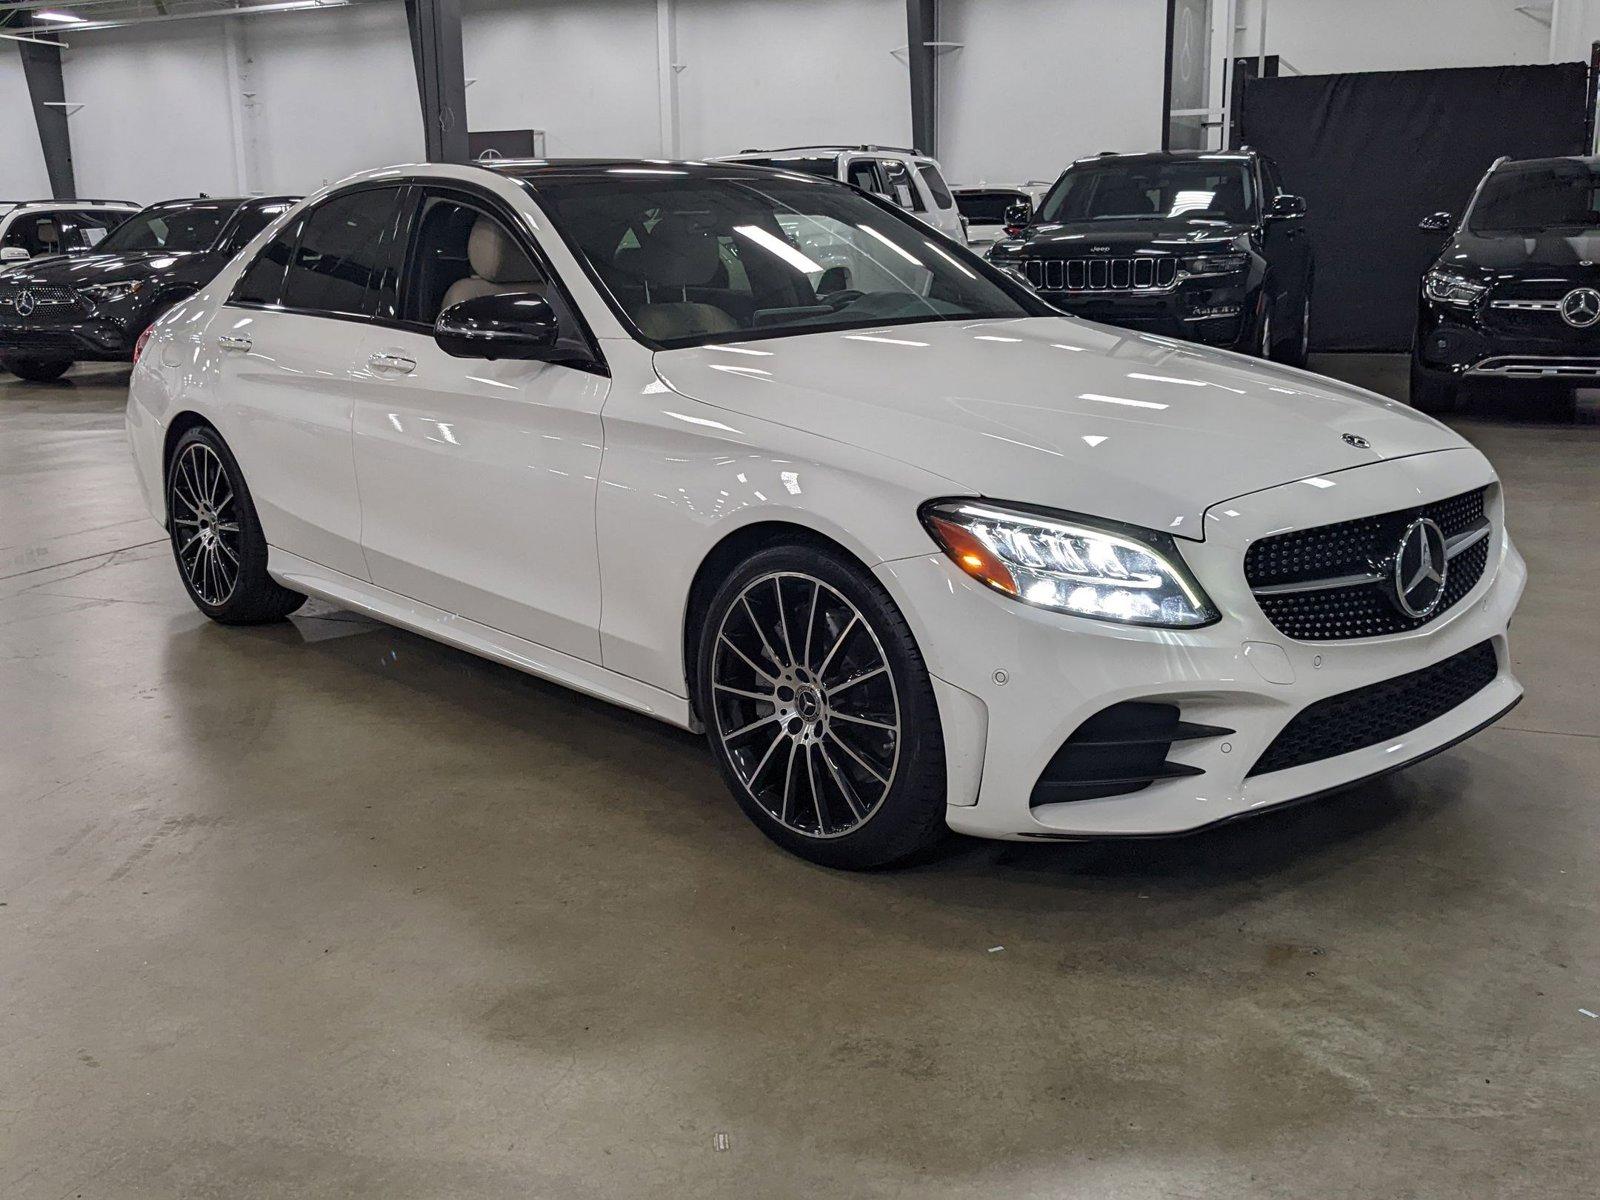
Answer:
(127, 163, 1524, 841)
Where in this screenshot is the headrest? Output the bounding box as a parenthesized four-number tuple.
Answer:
(468, 216, 539, 284)
(636, 213, 722, 288)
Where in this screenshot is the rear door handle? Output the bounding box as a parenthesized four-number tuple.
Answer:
(367, 351, 417, 376)
(217, 334, 252, 353)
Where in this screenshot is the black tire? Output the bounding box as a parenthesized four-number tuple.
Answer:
(1277, 276, 1312, 368)
(1, 357, 72, 382)
(695, 542, 947, 869)
(166, 425, 305, 625)
(1409, 352, 1459, 413)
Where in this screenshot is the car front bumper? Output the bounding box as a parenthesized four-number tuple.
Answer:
(875, 447, 1525, 840)
(0, 316, 138, 361)
(1418, 303, 1600, 381)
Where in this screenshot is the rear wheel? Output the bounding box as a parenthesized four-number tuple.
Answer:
(696, 543, 947, 869)
(1, 357, 72, 382)
(1409, 351, 1459, 413)
(166, 426, 305, 624)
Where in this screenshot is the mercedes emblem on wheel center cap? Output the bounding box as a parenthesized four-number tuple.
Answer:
(1559, 286, 1600, 328)
(1393, 517, 1449, 619)
(14, 290, 35, 317)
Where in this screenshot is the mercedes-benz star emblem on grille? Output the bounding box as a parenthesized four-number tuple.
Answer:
(1342, 432, 1370, 449)
(1393, 517, 1449, 619)
(14, 290, 35, 317)
(1558, 286, 1600, 328)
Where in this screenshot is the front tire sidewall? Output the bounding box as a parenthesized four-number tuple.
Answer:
(1, 357, 73, 383)
(696, 544, 947, 869)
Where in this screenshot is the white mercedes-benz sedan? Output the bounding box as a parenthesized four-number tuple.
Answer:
(126, 159, 1525, 868)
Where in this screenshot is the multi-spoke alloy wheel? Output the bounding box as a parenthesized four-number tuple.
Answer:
(165, 426, 305, 625)
(170, 441, 242, 607)
(698, 545, 946, 868)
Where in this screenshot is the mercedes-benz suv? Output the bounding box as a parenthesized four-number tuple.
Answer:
(988, 150, 1314, 363)
(1412, 155, 1600, 415)
(0, 195, 295, 382)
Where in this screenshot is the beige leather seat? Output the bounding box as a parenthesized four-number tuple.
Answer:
(629, 213, 739, 341)
(439, 216, 546, 312)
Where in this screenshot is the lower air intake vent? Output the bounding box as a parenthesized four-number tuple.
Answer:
(1030, 702, 1231, 807)
(1249, 641, 1498, 776)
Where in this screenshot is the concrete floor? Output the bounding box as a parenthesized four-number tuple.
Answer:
(2, 356, 1596, 1198)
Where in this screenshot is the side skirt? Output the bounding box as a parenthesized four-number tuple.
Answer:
(268, 548, 695, 730)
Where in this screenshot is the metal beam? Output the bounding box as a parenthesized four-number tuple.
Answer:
(656, 0, 679, 157)
(904, 0, 936, 158)
(17, 37, 75, 199)
(404, 0, 468, 163)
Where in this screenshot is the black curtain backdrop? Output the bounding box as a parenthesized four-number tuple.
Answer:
(1240, 63, 1589, 351)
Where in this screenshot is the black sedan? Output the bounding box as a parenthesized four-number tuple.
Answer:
(0, 195, 296, 382)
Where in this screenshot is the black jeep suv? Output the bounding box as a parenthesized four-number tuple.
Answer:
(1412, 155, 1600, 414)
(986, 149, 1313, 363)
(0, 195, 295, 382)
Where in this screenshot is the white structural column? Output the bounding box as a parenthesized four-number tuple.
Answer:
(656, 0, 680, 157)
(222, 17, 256, 195)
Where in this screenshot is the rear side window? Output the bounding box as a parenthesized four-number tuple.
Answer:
(280, 187, 408, 319)
(231, 225, 298, 307)
(915, 163, 954, 209)
(881, 160, 924, 212)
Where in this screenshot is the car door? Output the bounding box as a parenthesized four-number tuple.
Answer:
(1258, 157, 1309, 322)
(349, 185, 609, 662)
(210, 185, 411, 580)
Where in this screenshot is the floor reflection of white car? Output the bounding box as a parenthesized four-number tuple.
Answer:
(127, 159, 1524, 870)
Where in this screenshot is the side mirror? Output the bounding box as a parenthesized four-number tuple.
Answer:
(1003, 200, 1032, 234)
(434, 291, 562, 361)
(1418, 211, 1454, 233)
(0, 246, 29, 264)
(1267, 194, 1307, 220)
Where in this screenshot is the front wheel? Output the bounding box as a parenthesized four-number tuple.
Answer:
(1409, 352, 1459, 413)
(695, 543, 947, 869)
(166, 425, 306, 624)
(1276, 282, 1312, 368)
(1, 357, 72, 382)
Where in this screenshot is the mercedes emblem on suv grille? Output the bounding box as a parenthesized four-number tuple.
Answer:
(1559, 286, 1600, 328)
(14, 290, 35, 317)
(1393, 517, 1449, 618)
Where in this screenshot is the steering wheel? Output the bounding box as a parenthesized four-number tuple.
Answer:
(821, 288, 866, 310)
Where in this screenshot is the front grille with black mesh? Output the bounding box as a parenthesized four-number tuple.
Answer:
(0, 286, 88, 317)
(1030, 701, 1231, 806)
(1249, 640, 1498, 776)
(1245, 487, 1489, 640)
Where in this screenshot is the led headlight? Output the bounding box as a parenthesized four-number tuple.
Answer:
(1423, 270, 1487, 307)
(80, 280, 144, 306)
(920, 500, 1218, 628)
(1180, 252, 1249, 277)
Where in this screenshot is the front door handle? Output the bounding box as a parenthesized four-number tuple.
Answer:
(368, 351, 417, 376)
(217, 334, 252, 353)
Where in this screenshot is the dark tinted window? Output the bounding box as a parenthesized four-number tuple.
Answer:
(916, 163, 954, 209)
(231, 224, 298, 307)
(99, 203, 237, 252)
(1037, 160, 1256, 225)
(281, 188, 407, 318)
(954, 190, 1026, 224)
(218, 202, 294, 256)
(1470, 160, 1600, 233)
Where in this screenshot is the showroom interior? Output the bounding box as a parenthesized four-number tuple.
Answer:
(2, 0, 1598, 1195)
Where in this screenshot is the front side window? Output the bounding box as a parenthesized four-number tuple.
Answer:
(1036, 160, 1256, 226)
(1470, 161, 1600, 233)
(99, 203, 238, 253)
(527, 172, 1045, 349)
(3, 215, 66, 255)
(845, 159, 885, 195)
(280, 188, 407, 318)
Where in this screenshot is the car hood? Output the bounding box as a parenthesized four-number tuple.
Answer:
(1449, 226, 1600, 273)
(0, 249, 206, 288)
(651, 316, 1465, 537)
(1017, 219, 1250, 255)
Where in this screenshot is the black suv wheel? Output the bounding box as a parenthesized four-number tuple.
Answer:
(1, 357, 72, 383)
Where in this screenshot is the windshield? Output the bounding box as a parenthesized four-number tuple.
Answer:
(1470, 161, 1600, 232)
(99, 203, 237, 253)
(1036, 160, 1255, 225)
(526, 171, 1044, 348)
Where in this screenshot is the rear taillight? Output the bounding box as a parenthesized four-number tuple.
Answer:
(132, 325, 155, 365)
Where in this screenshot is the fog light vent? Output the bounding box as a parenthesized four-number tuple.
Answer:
(1029, 702, 1232, 807)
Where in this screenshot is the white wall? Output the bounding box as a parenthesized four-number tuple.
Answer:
(1234, 0, 1556, 76)
(464, 0, 660, 158)
(1, 48, 52, 200)
(675, 0, 911, 158)
(64, 20, 238, 204)
(937, 0, 1168, 186)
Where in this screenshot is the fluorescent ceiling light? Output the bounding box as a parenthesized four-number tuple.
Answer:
(35, 11, 88, 22)
(733, 224, 821, 274)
